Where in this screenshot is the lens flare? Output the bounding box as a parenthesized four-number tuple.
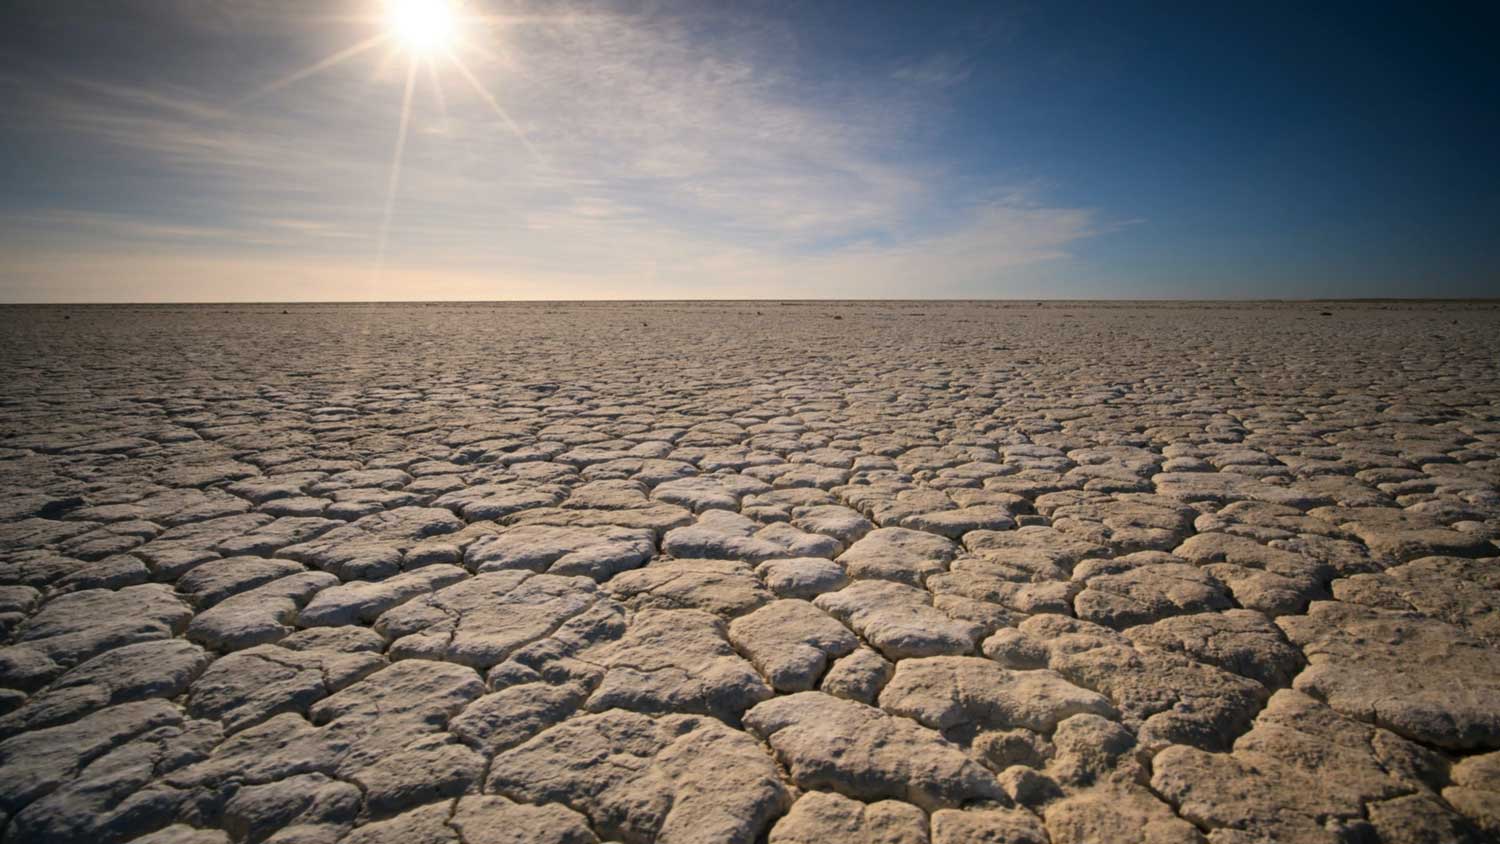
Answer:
(247, 0, 541, 281)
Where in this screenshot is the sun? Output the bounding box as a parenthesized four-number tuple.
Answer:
(249, 0, 532, 280)
(386, 0, 459, 54)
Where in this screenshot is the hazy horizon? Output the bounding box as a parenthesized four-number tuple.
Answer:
(7, 298, 1500, 309)
(3, 1, 1498, 302)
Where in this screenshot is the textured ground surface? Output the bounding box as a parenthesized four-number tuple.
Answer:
(2, 300, 1500, 844)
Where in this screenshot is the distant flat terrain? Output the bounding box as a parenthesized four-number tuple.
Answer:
(2, 301, 1498, 843)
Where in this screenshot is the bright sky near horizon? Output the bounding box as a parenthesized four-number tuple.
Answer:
(1, 0, 1497, 302)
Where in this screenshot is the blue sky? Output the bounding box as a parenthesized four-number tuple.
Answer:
(1, 0, 1496, 301)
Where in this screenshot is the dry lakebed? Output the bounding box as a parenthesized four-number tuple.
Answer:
(1, 300, 1499, 844)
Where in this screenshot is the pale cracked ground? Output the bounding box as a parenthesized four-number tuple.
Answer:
(2, 300, 1500, 844)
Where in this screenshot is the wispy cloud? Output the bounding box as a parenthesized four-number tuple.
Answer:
(0, 1, 1112, 300)
(892, 53, 974, 88)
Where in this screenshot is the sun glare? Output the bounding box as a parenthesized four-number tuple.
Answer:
(387, 0, 458, 54)
(255, 0, 532, 280)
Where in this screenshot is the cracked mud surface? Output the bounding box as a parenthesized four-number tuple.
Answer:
(2, 300, 1499, 844)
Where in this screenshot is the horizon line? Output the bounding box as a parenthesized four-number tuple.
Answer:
(3, 297, 1499, 307)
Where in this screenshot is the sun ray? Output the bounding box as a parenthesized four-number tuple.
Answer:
(373, 59, 420, 282)
(446, 51, 543, 164)
(451, 32, 503, 65)
(238, 35, 388, 105)
(425, 58, 449, 125)
(235, 1, 557, 278)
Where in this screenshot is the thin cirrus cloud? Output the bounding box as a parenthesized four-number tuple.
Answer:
(0, 1, 1107, 301)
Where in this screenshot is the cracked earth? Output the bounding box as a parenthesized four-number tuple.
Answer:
(2, 300, 1499, 844)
